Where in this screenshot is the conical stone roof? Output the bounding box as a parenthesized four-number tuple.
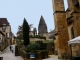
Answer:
(38, 15, 48, 36)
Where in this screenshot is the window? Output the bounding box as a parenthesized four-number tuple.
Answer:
(71, 27, 75, 39)
(6, 33, 9, 38)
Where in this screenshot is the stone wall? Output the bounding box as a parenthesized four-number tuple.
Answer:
(73, 13, 80, 37)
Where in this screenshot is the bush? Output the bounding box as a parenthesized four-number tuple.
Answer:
(26, 43, 41, 53)
(35, 41, 47, 50)
(50, 42, 54, 46)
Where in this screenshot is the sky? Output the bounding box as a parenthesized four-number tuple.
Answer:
(0, 0, 68, 36)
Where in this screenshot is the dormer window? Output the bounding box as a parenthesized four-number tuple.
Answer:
(2, 25, 6, 32)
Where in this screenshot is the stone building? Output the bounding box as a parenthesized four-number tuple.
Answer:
(66, 0, 80, 57)
(38, 15, 48, 37)
(48, 29, 55, 40)
(66, 0, 80, 39)
(11, 34, 16, 44)
(0, 18, 12, 51)
(52, 0, 80, 58)
(0, 31, 5, 51)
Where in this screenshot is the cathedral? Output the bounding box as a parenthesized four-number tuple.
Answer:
(52, 0, 80, 58)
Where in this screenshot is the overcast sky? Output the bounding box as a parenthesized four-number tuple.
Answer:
(0, 0, 68, 36)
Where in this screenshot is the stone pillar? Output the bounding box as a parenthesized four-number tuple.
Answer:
(52, 0, 70, 58)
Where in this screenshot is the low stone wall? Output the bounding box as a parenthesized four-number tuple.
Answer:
(17, 42, 48, 60)
(18, 49, 48, 60)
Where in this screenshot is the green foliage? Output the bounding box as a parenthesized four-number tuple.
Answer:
(49, 42, 54, 47)
(35, 41, 47, 50)
(16, 34, 23, 40)
(22, 18, 30, 46)
(26, 43, 40, 53)
(43, 40, 54, 43)
(29, 35, 46, 40)
(35, 35, 40, 37)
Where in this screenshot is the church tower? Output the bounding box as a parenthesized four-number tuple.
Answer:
(38, 15, 48, 36)
(52, 0, 70, 58)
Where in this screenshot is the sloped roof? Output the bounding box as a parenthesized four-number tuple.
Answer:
(0, 18, 9, 26)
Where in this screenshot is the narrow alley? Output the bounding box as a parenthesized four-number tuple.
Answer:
(0, 45, 23, 60)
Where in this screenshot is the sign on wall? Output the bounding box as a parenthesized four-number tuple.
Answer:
(30, 53, 35, 58)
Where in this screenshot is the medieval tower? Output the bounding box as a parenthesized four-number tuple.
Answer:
(52, 0, 70, 57)
(38, 15, 48, 36)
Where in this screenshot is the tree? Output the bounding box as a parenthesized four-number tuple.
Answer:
(22, 18, 30, 46)
(33, 27, 37, 36)
(26, 43, 40, 52)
